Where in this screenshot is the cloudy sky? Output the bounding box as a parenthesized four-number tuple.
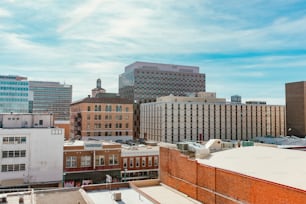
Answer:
(1, 0, 306, 104)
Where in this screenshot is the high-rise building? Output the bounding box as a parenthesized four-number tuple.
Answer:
(286, 81, 306, 137)
(29, 81, 72, 120)
(119, 61, 206, 101)
(119, 61, 206, 138)
(231, 95, 241, 103)
(140, 94, 286, 143)
(0, 75, 29, 113)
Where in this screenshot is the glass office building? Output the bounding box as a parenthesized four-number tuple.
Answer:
(0, 75, 29, 113)
(29, 81, 72, 120)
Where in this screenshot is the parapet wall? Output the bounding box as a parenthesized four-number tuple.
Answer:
(160, 147, 306, 204)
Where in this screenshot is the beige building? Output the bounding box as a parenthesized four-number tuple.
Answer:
(140, 94, 286, 143)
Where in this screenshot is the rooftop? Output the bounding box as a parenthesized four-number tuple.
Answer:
(196, 146, 306, 190)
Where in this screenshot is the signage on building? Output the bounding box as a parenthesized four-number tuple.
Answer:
(84, 142, 103, 150)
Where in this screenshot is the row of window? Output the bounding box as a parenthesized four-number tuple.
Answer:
(0, 92, 28, 96)
(1, 164, 26, 172)
(66, 155, 119, 168)
(0, 98, 28, 102)
(88, 115, 129, 121)
(88, 105, 129, 112)
(122, 156, 158, 169)
(2, 150, 26, 158)
(2, 137, 27, 144)
(0, 86, 28, 91)
(93, 123, 129, 129)
(0, 81, 28, 85)
(89, 131, 129, 136)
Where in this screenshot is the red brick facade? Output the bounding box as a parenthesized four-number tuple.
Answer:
(160, 147, 306, 204)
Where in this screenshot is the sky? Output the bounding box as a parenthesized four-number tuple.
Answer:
(1, 0, 306, 104)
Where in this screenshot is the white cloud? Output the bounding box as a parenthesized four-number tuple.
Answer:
(0, 7, 11, 17)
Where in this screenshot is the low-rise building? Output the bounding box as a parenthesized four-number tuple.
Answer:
(63, 140, 122, 186)
(0, 113, 63, 187)
(121, 144, 159, 182)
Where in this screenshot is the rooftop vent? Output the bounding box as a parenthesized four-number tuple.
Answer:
(113, 192, 121, 201)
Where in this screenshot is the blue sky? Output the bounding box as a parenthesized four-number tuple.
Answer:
(1, 0, 306, 104)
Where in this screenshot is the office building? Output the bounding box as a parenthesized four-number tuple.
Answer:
(231, 95, 241, 103)
(286, 81, 306, 137)
(0, 113, 64, 187)
(0, 75, 29, 113)
(119, 61, 206, 138)
(140, 94, 286, 143)
(29, 81, 72, 120)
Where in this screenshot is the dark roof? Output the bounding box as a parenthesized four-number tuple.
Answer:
(71, 96, 134, 105)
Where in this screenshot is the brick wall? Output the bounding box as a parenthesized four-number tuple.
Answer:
(160, 146, 306, 204)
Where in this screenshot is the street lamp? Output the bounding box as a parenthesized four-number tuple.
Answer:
(62, 173, 66, 187)
(124, 169, 127, 182)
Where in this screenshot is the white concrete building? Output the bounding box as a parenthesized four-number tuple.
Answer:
(0, 114, 63, 187)
(140, 95, 286, 143)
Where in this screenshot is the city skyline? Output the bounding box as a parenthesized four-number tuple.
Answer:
(1, 1, 306, 104)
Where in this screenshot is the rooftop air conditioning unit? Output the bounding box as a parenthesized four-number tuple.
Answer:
(113, 192, 121, 201)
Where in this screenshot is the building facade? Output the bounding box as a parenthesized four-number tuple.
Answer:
(0, 114, 63, 187)
(63, 140, 122, 186)
(0, 75, 29, 114)
(29, 81, 72, 120)
(140, 95, 286, 143)
(286, 81, 306, 137)
(70, 97, 134, 140)
(119, 61, 206, 139)
(121, 145, 159, 182)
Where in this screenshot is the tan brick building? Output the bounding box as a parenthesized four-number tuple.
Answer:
(286, 81, 306, 137)
(70, 96, 134, 140)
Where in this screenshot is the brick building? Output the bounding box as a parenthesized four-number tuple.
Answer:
(63, 140, 122, 186)
(121, 145, 159, 182)
(159, 144, 306, 204)
(70, 96, 134, 140)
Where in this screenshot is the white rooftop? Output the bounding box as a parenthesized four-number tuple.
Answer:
(197, 146, 306, 190)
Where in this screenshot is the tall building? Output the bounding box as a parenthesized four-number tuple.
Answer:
(0, 113, 63, 187)
(119, 61, 206, 101)
(231, 95, 241, 103)
(119, 61, 206, 138)
(29, 81, 72, 120)
(286, 81, 306, 137)
(0, 75, 29, 113)
(140, 94, 286, 143)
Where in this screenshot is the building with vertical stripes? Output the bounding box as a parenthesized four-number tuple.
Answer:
(140, 94, 286, 143)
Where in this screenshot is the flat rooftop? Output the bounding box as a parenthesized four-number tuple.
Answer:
(197, 146, 306, 190)
(87, 184, 201, 204)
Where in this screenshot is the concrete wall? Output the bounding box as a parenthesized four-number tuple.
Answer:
(0, 128, 64, 185)
(160, 147, 306, 204)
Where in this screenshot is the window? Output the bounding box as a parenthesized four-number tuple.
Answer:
(154, 156, 158, 167)
(81, 156, 91, 167)
(96, 155, 105, 166)
(123, 158, 128, 168)
(129, 158, 134, 168)
(136, 157, 140, 168)
(148, 157, 152, 167)
(125, 107, 129, 112)
(109, 155, 118, 165)
(39, 120, 43, 125)
(125, 123, 129, 128)
(142, 157, 146, 167)
(66, 156, 77, 168)
(87, 106, 91, 111)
